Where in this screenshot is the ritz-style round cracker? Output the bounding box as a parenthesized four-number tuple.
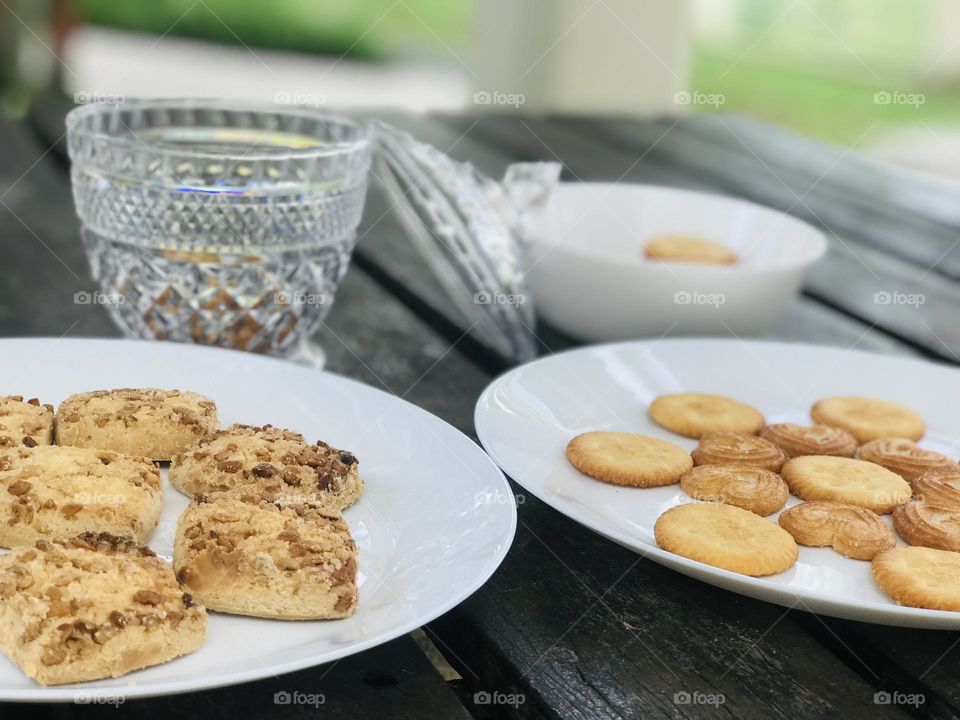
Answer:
(566, 432, 692, 487)
(643, 234, 738, 266)
(654, 502, 798, 576)
(649, 393, 764, 439)
(873, 546, 960, 611)
(810, 396, 925, 443)
(780, 455, 911, 514)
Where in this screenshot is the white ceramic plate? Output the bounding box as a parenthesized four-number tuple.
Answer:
(0, 338, 516, 701)
(475, 338, 960, 629)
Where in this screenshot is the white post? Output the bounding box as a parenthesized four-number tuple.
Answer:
(471, 0, 692, 116)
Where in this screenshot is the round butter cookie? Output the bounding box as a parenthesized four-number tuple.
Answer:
(781, 455, 911, 514)
(691, 432, 788, 472)
(778, 501, 895, 560)
(643, 234, 737, 266)
(810, 396, 924, 443)
(759, 423, 858, 459)
(679, 465, 788, 516)
(566, 432, 692, 487)
(873, 546, 960, 611)
(893, 499, 960, 552)
(855, 438, 958, 484)
(654, 502, 798, 576)
(649, 393, 764, 439)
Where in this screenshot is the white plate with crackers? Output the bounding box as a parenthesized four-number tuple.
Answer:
(475, 338, 960, 629)
(0, 338, 516, 701)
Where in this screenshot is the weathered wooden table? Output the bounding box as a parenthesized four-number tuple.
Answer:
(2, 98, 959, 719)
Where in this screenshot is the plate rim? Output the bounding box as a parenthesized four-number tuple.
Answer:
(0, 337, 518, 701)
(474, 337, 960, 629)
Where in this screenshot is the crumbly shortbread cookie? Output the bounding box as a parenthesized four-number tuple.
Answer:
(0, 446, 162, 547)
(565, 432, 692, 487)
(173, 495, 358, 620)
(169, 424, 363, 511)
(691, 432, 788, 472)
(873, 546, 960, 611)
(781, 456, 911, 514)
(893, 500, 960, 552)
(679, 465, 788, 516)
(810, 396, 925, 443)
(913, 472, 960, 510)
(56, 388, 218, 461)
(759, 423, 858, 459)
(778, 501, 895, 560)
(649, 393, 764, 439)
(0, 534, 206, 685)
(0, 396, 54, 448)
(654, 502, 798, 576)
(643, 234, 737, 265)
(855, 438, 958, 484)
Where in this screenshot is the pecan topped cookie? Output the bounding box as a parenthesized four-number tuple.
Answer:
(170, 424, 363, 511)
(173, 494, 358, 620)
(0, 445, 162, 547)
(0, 395, 54, 448)
(55, 388, 218, 461)
(0, 534, 206, 685)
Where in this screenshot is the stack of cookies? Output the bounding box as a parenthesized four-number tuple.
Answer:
(566, 391, 960, 613)
(0, 389, 362, 686)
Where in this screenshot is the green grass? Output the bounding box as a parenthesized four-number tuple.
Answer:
(73, 0, 472, 59)
(691, 45, 960, 146)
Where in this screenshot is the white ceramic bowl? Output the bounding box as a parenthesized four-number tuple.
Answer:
(525, 183, 827, 340)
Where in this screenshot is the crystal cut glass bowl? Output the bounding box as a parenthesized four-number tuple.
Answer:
(66, 100, 372, 360)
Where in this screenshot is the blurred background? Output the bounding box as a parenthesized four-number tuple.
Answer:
(1, 0, 959, 178)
